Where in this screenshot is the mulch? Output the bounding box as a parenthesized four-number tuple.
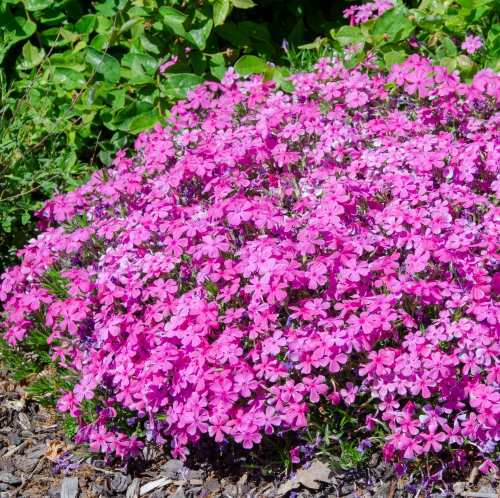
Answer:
(0, 373, 498, 498)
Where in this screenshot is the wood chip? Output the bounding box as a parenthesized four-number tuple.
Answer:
(126, 478, 140, 498)
(3, 441, 29, 458)
(61, 476, 78, 498)
(461, 494, 498, 498)
(140, 477, 172, 496)
(17, 413, 30, 430)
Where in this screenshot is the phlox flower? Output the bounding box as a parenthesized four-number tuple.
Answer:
(461, 35, 482, 54)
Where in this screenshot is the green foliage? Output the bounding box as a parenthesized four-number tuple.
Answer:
(330, 0, 500, 80)
(0, 325, 75, 406)
(0, 0, 352, 272)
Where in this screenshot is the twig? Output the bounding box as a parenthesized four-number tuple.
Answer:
(3, 440, 29, 457)
(88, 130, 103, 171)
(0, 173, 60, 204)
(2, 28, 63, 139)
(388, 480, 397, 498)
(87, 464, 116, 475)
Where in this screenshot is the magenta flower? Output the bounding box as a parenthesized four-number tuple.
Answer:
(461, 35, 482, 54)
(89, 426, 115, 453)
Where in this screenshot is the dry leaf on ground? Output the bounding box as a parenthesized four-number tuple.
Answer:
(277, 460, 343, 496)
(45, 440, 67, 462)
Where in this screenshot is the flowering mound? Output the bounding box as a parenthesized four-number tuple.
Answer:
(4, 55, 500, 468)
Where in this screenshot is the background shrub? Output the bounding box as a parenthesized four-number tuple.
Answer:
(0, 0, 352, 272)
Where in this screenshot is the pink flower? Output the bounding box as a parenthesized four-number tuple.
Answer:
(404, 68, 434, 98)
(89, 426, 116, 453)
(345, 90, 369, 108)
(340, 382, 358, 405)
(420, 427, 447, 452)
(233, 424, 262, 449)
(461, 35, 482, 54)
(290, 446, 301, 464)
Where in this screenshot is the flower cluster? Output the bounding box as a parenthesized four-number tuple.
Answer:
(343, 0, 393, 26)
(4, 54, 500, 468)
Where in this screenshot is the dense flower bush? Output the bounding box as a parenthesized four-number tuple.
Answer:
(4, 53, 500, 470)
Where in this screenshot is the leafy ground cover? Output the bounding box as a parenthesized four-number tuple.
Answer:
(3, 51, 500, 481)
(331, 0, 500, 78)
(0, 0, 351, 272)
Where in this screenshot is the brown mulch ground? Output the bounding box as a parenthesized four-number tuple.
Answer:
(0, 373, 499, 498)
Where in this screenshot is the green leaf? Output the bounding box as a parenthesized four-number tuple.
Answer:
(75, 15, 97, 35)
(456, 54, 473, 68)
(0, 3, 14, 29)
(239, 21, 270, 41)
(86, 81, 104, 105)
(190, 52, 207, 75)
(439, 56, 457, 73)
(333, 26, 365, 46)
(131, 56, 145, 76)
(214, 22, 251, 47)
(120, 18, 142, 33)
(61, 28, 77, 43)
(103, 88, 125, 110)
(280, 67, 294, 92)
(210, 63, 227, 80)
(456, 0, 473, 7)
(159, 6, 187, 23)
(127, 6, 150, 17)
(288, 18, 304, 46)
(307, 10, 326, 34)
(234, 55, 268, 75)
(442, 37, 457, 56)
(159, 6, 187, 37)
(53, 67, 86, 89)
(86, 46, 121, 83)
(129, 75, 156, 85)
(121, 53, 158, 74)
(40, 8, 65, 25)
(18, 41, 45, 70)
(112, 102, 154, 130)
(5, 18, 37, 43)
(94, 0, 116, 17)
(371, 7, 414, 39)
(129, 111, 160, 134)
(140, 33, 162, 54)
(90, 33, 110, 50)
(185, 20, 213, 51)
(231, 0, 256, 8)
(384, 51, 406, 69)
(214, 0, 231, 26)
(164, 73, 204, 98)
(299, 38, 327, 50)
(21, 213, 30, 225)
(40, 27, 69, 47)
(25, 0, 53, 11)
